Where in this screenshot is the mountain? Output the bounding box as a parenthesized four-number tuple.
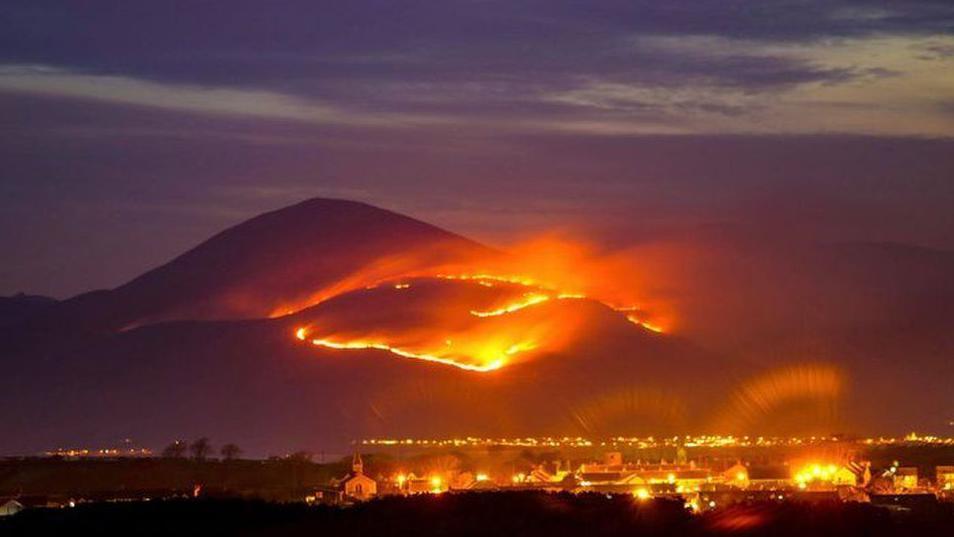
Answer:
(0, 198, 748, 456)
(0, 296, 736, 457)
(0, 293, 57, 327)
(7, 199, 491, 339)
(2, 199, 951, 456)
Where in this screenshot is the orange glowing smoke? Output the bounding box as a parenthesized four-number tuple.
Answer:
(274, 236, 676, 330)
(285, 235, 678, 372)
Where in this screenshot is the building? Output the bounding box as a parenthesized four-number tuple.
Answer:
(339, 453, 377, 501)
(894, 467, 918, 490)
(791, 462, 860, 489)
(405, 474, 446, 494)
(576, 453, 717, 494)
(746, 466, 793, 490)
(722, 462, 749, 488)
(935, 466, 954, 491)
(0, 499, 24, 517)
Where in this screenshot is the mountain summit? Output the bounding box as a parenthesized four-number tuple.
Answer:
(16, 198, 490, 334)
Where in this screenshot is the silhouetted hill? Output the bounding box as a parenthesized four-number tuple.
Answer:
(2, 199, 953, 455)
(2, 199, 740, 455)
(0, 293, 57, 327)
(11, 199, 488, 335)
(0, 291, 737, 455)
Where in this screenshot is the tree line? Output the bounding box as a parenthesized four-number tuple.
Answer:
(160, 438, 242, 461)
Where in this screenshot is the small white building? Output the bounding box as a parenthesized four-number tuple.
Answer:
(0, 499, 24, 517)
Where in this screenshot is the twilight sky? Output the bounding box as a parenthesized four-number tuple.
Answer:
(1, 1, 953, 297)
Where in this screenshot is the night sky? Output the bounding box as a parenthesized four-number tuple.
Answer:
(2, 1, 953, 297)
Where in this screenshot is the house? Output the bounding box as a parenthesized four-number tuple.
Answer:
(746, 466, 792, 490)
(893, 467, 918, 490)
(0, 499, 24, 517)
(723, 462, 749, 488)
(339, 453, 377, 501)
(935, 466, 954, 491)
(845, 461, 872, 487)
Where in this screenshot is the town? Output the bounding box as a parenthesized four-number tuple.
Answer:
(3, 433, 954, 518)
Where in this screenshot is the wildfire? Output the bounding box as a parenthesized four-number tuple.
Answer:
(284, 236, 677, 372)
(441, 272, 666, 332)
(304, 332, 510, 373)
(624, 314, 665, 333)
(470, 293, 551, 317)
(292, 270, 668, 372)
(436, 273, 539, 287)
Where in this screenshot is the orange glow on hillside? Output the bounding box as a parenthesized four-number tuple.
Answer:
(307, 336, 508, 372)
(282, 235, 680, 372)
(624, 314, 665, 333)
(270, 236, 676, 330)
(470, 293, 550, 317)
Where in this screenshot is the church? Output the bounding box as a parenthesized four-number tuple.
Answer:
(339, 453, 377, 501)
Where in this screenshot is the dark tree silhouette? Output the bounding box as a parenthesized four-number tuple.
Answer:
(190, 438, 213, 461)
(286, 451, 313, 463)
(220, 443, 242, 461)
(161, 440, 188, 458)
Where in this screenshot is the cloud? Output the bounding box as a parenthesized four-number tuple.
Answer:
(2, 1, 954, 139)
(537, 34, 954, 137)
(0, 64, 446, 128)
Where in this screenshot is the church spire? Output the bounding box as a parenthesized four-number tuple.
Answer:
(352, 452, 364, 474)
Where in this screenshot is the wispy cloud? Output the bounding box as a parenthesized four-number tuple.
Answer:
(0, 64, 446, 128)
(2, 29, 953, 139)
(539, 35, 954, 137)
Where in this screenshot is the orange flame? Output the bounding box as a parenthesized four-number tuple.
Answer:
(469, 293, 551, 317)
(285, 236, 677, 372)
(299, 327, 528, 372)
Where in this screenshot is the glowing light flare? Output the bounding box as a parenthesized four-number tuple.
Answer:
(792, 462, 844, 485)
(710, 363, 845, 433)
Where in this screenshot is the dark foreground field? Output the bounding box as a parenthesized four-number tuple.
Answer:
(3, 492, 954, 537)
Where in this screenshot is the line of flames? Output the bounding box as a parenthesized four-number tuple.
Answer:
(296, 328, 517, 372)
(294, 273, 663, 372)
